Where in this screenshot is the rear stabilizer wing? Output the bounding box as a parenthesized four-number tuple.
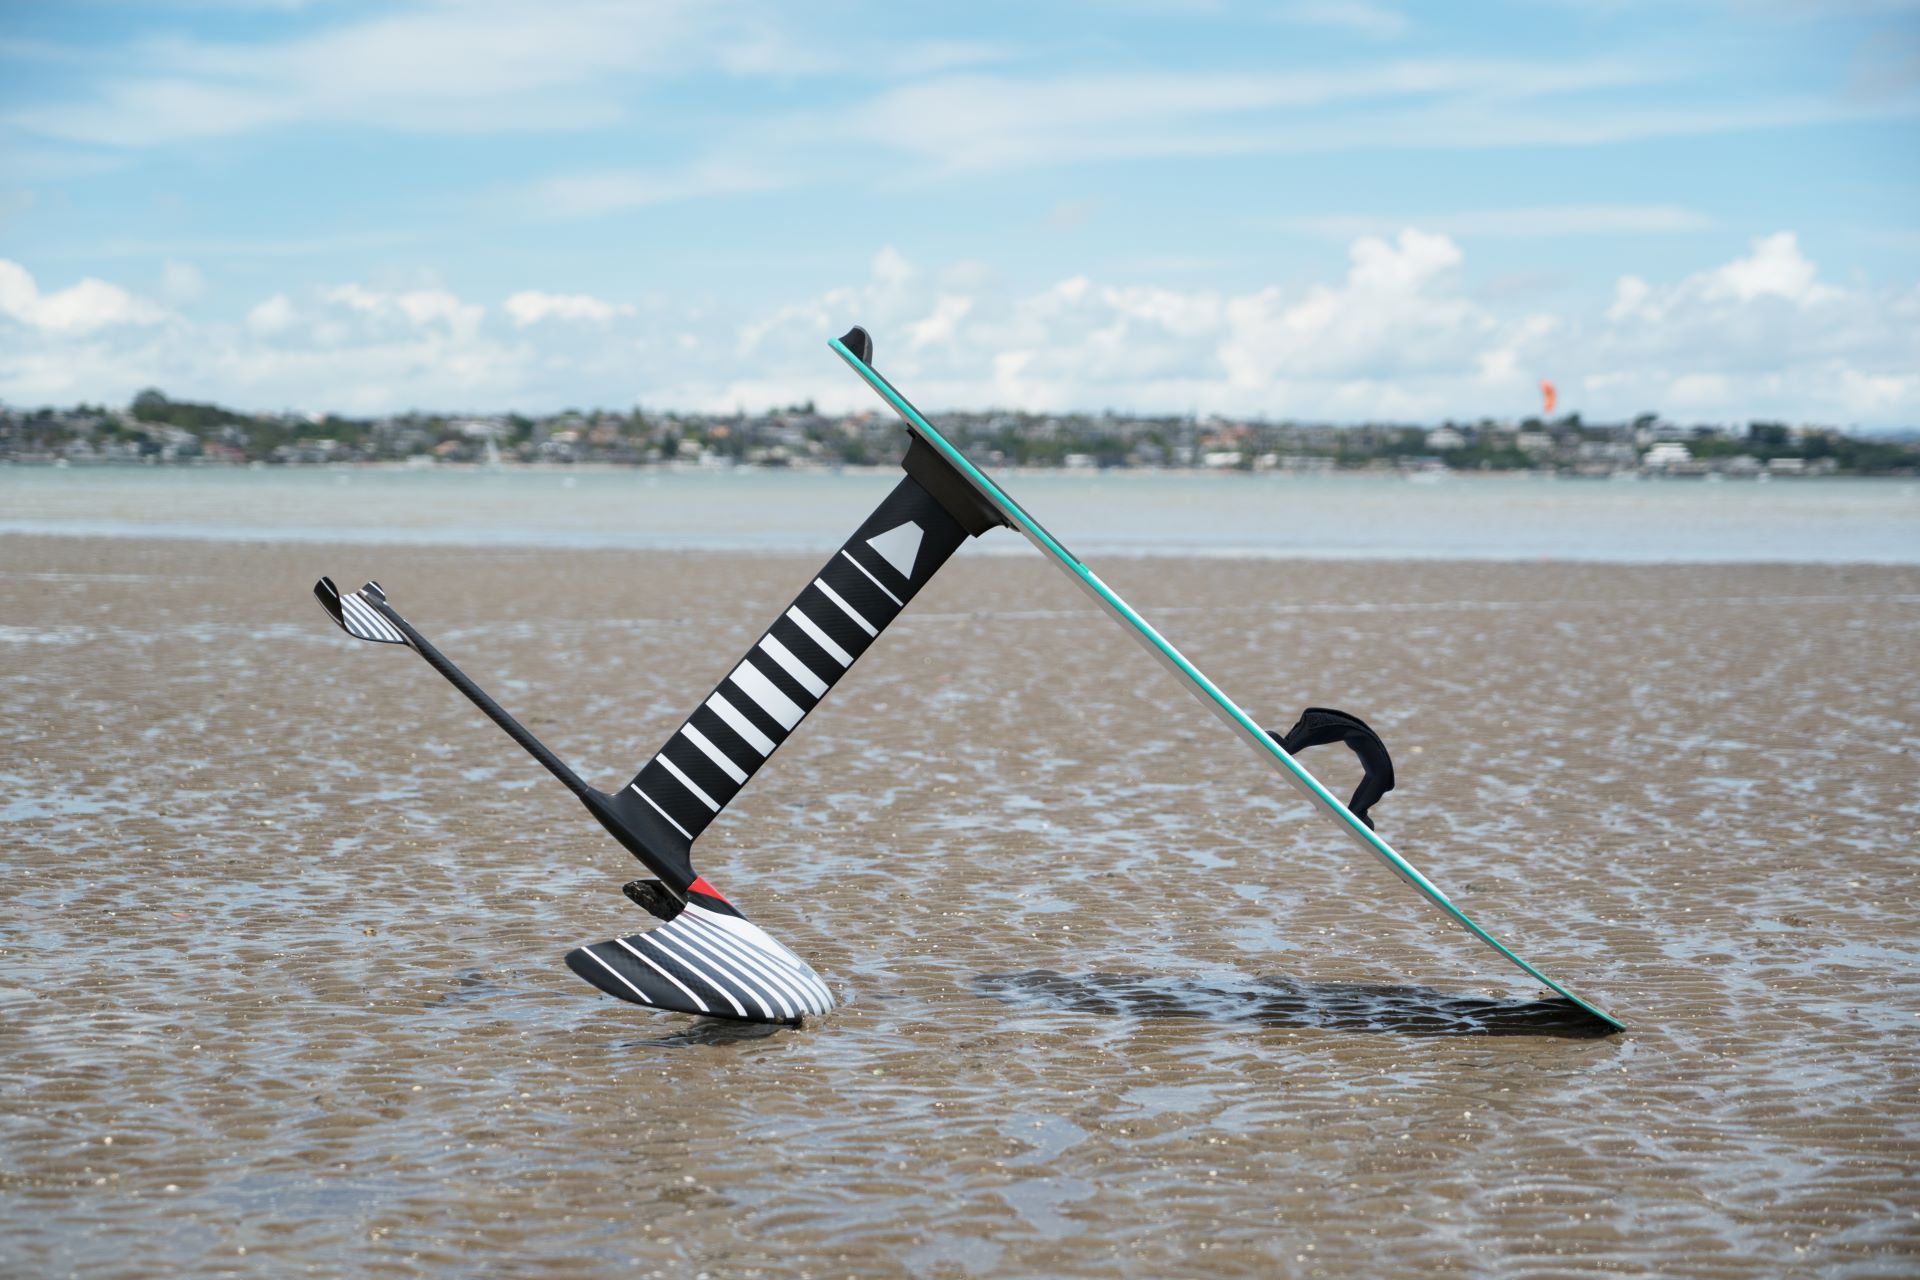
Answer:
(567, 881, 833, 1023)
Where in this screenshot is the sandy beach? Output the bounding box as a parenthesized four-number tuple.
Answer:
(4, 532, 1917, 1277)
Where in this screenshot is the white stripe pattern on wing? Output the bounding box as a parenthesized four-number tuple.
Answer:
(663, 924, 792, 1020)
(840, 549, 904, 607)
(656, 753, 719, 812)
(680, 725, 747, 784)
(786, 606, 852, 666)
(341, 593, 403, 643)
(611, 937, 712, 1014)
(675, 914, 812, 1010)
(336, 595, 372, 637)
(679, 914, 816, 1015)
(757, 635, 828, 697)
(706, 693, 774, 756)
(814, 579, 877, 637)
(629, 784, 692, 839)
(685, 906, 833, 1010)
(580, 945, 657, 1005)
(729, 660, 803, 730)
(644, 930, 756, 1019)
(354, 594, 403, 642)
(681, 907, 822, 994)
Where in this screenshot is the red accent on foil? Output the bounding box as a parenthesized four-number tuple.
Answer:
(687, 875, 730, 904)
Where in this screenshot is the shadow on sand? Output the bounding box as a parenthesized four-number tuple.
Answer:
(973, 970, 1619, 1039)
(612, 1017, 792, 1050)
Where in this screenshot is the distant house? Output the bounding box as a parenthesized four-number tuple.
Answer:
(455, 417, 507, 440)
(1424, 426, 1465, 451)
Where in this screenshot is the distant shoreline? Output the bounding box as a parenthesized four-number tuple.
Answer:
(4, 457, 1911, 482)
(8, 389, 1915, 477)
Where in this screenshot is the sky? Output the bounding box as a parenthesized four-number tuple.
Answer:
(1, 0, 1917, 426)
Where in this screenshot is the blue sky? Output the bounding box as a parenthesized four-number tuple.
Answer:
(2, 0, 1916, 424)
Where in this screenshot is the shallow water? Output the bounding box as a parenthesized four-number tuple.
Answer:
(3, 464, 1917, 562)
(3, 536, 1918, 1277)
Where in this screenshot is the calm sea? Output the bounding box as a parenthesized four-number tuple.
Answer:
(2, 464, 1915, 563)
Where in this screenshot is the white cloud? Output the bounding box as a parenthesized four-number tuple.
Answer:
(824, 59, 1660, 175)
(1702, 231, 1836, 303)
(734, 246, 925, 361)
(246, 292, 295, 335)
(516, 164, 782, 220)
(4, 1, 761, 147)
(161, 260, 206, 304)
(1045, 199, 1096, 231)
(503, 290, 635, 326)
(1277, 2, 1409, 39)
(489, 76, 1920, 217)
(1607, 232, 1840, 322)
(0, 188, 35, 226)
(905, 295, 973, 349)
(1, 2, 1011, 152)
(2, 280, 529, 412)
(0, 259, 168, 334)
(1607, 276, 1653, 322)
(1667, 372, 1734, 407)
(1569, 233, 1918, 422)
(1285, 204, 1716, 240)
(3, 236, 1915, 426)
(1219, 229, 1478, 390)
(886, 39, 1012, 76)
(683, 230, 1916, 424)
(321, 283, 484, 338)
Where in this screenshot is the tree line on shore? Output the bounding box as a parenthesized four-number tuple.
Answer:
(2, 388, 1914, 476)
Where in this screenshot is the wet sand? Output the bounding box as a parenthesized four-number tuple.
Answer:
(3, 534, 1917, 1277)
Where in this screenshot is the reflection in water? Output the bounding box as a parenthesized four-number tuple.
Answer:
(976, 970, 1620, 1039)
(612, 1017, 792, 1051)
(3, 467, 1916, 562)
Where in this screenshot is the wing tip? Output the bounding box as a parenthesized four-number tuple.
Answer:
(314, 576, 408, 645)
(313, 576, 346, 629)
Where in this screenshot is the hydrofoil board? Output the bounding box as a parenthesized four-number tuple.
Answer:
(829, 326, 1622, 1031)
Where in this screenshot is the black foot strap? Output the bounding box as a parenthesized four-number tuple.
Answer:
(1267, 707, 1396, 830)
